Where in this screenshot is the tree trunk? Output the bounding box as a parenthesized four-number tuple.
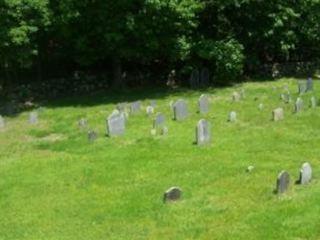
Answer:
(112, 56, 123, 89)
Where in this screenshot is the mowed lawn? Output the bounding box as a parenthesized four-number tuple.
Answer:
(1, 78, 320, 240)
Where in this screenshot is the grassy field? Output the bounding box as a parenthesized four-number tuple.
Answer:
(1, 78, 320, 240)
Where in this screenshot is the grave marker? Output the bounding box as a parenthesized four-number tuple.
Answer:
(196, 119, 211, 145)
(276, 171, 290, 194)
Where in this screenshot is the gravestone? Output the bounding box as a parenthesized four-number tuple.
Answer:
(283, 84, 289, 91)
(295, 98, 304, 113)
(280, 92, 291, 103)
(310, 96, 317, 108)
(200, 68, 210, 87)
(173, 99, 188, 121)
(88, 130, 97, 142)
(146, 106, 154, 116)
(78, 118, 87, 128)
(150, 100, 156, 107)
(232, 92, 241, 102)
(163, 187, 182, 203)
(130, 101, 141, 114)
(116, 103, 127, 112)
(196, 119, 211, 145)
(306, 77, 313, 91)
(258, 103, 264, 111)
(29, 112, 38, 124)
(299, 162, 312, 185)
(189, 69, 200, 88)
(198, 94, 209, 114)
(273, 108, 284, 121)
(0, 115, 5, 128)
(107, 112, 126, 136)
(240, 89, 245, 99)
(276, 171, 290, 194)
(161, 126, 169, 135)
(153, 113, 165, 129)
(228, 111, 237, 122)
(298, 81, 307, 94)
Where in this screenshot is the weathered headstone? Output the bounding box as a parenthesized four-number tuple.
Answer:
(163, 187, 182, 203)
(232, 92, 241, 102)
(106, 112, 126, 136)
(276, 171, 290, 194)
(173, 99, 188, 121)
(196, 119, 211, 145)
(29, 112, 38, 124)
(130, 101, 141, 114)
(0, 115, 5, 129)
(153, 113, 165, 129)
(198, 94, 209, 114)
(88, 130, 97, 142)
(295, 97, 304, 113)
(161, 126, 169, 135)
(298, 81, 307, 94)
(228, 111, 237, 122)
(240, 89, 245, 99)
(146, 106, 154, 116)
(189, 69, 200, 88)
(306, 77, 313, 91)
(299, 162, 312, 185)
(116, 103, 127, 112)
(280, 92, 291, 103)
(310, 96, 317, 108)
(150, 100, 156, 108)
(200, 68, 210, 87)
(78, 118, 87, 128)
(273, 108, 284, 121)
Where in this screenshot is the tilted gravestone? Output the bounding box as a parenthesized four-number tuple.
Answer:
(232, 92, 241, 102)
(106, 112, 126, 137)
(306, 77, 313, 91)
(130, 101, 141, 114)
(0, 115, 5, 128)
(295, 98, 304, 113)
(276, 171, 290, 194)
(299, 162, 312, 185)
(198, 94, 209, 114)
(173, 99, 188, 121)
(200, 68, 210, 87)
(146, 106, 154, 116)
(189, 69, 200, 88)
(29, 112, 38, 124)
(228, 111, 237, 122)
(88, 130, 97, 142)
(196, 119, 211, 145)
(163, 187, 182, 203)
(273, 108, 284, 121)
(310, 96, 317, 108)
(298, 81, 307, 94)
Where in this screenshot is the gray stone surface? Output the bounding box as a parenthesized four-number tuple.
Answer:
(116, 102, 127, 112)
(298, 81, 307, 94)
(310, 96, 317, 108)
(280, 92, 291, 103)
(307, 77, 313, 91)
(273, 108, 284, 121)
(107, 112, 126, 136)
(163, 187, 182, 203)
(173, 99, 188, 121)
(130, 101, 141, 114)
(276, 170, 290, 194)
(189, 69, 200, 88)
(295, 97, 304, 113)
(0, 115, 5, 128)
(232, 92, 241, 102)
(228, 111, 237, 122)
(153, 113, 165, 129)
(29, 112, 38, 124)
(150, 100, 157, 107)
(299, 162, 312, 185)
(88, 130, 97, 142)
(198, 94, 209, 114)
(196, 119, 211, 145)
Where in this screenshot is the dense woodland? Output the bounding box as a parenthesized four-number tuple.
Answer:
(1, 0, 320, 95)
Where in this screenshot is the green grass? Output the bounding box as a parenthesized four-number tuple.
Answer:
(1, 78, 320, 239)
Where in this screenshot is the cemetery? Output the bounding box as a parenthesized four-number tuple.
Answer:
(1, 78, 320, 239)
(1, 1, 320, 239)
